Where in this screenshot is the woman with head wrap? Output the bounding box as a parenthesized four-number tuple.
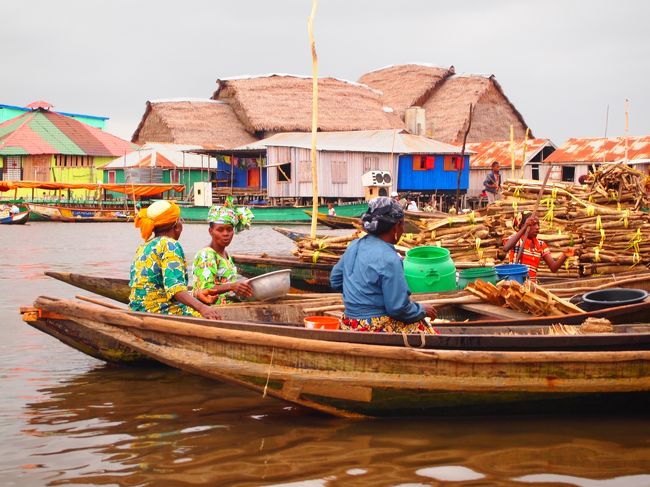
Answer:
(503, 211, 573, 282)
(330, 197, 437, 333)
(129, 200, 220, 319)
(192, 197, 255, 305)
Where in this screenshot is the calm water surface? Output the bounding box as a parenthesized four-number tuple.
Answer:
(1, 222, 650, 486)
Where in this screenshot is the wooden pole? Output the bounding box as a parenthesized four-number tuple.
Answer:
(455, 104, 473, 211)
(515, 164, 554, 264)
(308, 0, 319, 238)
(510, 125, 515, 177)
(519, 127, 530, 179)
(624, 98, 630, 163)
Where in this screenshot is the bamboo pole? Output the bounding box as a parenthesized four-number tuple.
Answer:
(308, 0, 320, 238)
(510, 125, 515, 176)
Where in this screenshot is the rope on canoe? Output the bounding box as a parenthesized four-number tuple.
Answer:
(262, 347, 275, 398)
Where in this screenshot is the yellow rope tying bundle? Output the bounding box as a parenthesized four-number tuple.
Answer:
(599, 228, 606, 249)
(608, 189, 618, 201)
(468, 211, 476, 225)
(430, 230, 436, 240)
(594, 247, 601, 262)
(397, 233, 414, 246)
(625, 228, 642, 265)
(511, 199, 518, 213)
(621, 209, 630, 228)
(447, 217, 453, 227)
(617, 202, 622, 211)
(541, 188, 557, 224)
(475, 237, 484, 261)
(513, 185, 523, 199)
(596, 215, 603, 230)
(312, 240, 328, 264)
(587, 205, 595, 217)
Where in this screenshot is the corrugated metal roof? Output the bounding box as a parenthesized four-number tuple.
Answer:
(233, 130, 470, 155)
(545, 136, 650, 164)
(466, 139, 554, 168)
(0, 109, 135, 156)
(102, 143, 216, 169)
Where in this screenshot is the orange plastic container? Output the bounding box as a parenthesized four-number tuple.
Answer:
(303, 316, 340, 330)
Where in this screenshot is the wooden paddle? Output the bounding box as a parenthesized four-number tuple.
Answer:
(515, 164, 554, 264)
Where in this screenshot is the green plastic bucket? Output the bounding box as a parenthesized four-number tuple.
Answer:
(404, 246, 456, 293)
(457, 267, 498, 290)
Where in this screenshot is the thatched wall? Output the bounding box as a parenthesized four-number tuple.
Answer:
(358, 64, 455, 118)
(212, 75, 403, 134)
(132, 100, 257, 149)
(422, 75, 530, 144)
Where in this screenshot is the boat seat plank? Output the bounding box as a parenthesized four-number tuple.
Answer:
(460, 303, 532, 320)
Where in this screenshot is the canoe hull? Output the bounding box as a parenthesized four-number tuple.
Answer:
(0, 210, 29, 224)
(27, 300, 650, 418)
(29, 203, 133, 222)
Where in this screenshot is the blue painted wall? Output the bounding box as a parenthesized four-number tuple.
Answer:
(397, 154, 470, 191)
(216, 158, 267, 189)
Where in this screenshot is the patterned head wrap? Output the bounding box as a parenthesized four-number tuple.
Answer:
(207, 196, 254, 233)
(134, 200, 181, 240)
(361, 196, 405, 235)
(512, 210, 534, 231)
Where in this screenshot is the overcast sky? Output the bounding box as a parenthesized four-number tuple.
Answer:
(3, 0, 648, 145)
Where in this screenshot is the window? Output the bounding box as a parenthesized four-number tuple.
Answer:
(169, 170, 180, 184)
(412, 155, 426, 171)
(107, 170, 117, 184)
(331, 160, 348, 184)
(531, 163, 539, 180)
(561, 166, 575, 182)
(54, 155, 94, 167)
(298, 160, 312, 182)
(363, 156, 379, 173)
(277, 163, 292, 182)
(443, 155, 464, 171)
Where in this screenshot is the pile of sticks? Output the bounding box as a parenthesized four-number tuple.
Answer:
(582, 163, 649, 210)
(465, 279, 584, 316)
(291, 231, 362, 264)
(401, 213, 499, 267)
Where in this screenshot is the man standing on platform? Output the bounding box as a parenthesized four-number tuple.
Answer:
(483, 161, 502, 204)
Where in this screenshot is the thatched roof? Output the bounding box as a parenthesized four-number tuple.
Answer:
(131, 99, 257, 149)
(418, 74, 531, 144)
(211, 74, 403, 133)
(357, 64, 455, 118)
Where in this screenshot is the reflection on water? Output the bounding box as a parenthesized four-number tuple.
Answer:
(2, 223, 650, 485)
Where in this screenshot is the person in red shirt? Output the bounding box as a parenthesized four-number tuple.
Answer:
(503, 211, 573, 281)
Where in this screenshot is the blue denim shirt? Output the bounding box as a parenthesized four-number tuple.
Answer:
(330, 235, 425, 323)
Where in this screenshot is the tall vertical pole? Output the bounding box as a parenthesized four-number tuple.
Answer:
(308, 0, 319, 238)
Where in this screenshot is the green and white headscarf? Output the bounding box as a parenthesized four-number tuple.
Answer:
(207, 196, 254, 233)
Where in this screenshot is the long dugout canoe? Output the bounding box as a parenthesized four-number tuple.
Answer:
(25, 297, 650, 418)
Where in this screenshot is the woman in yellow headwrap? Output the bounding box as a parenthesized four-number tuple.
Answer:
(192, 197, 255, 305)
(129, 200, 220, 319)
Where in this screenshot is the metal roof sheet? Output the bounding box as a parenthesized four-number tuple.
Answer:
(466, 139, 555, 168)
(545, 136, 650, 164)
(232, 130, 470, 155)
(102, 143, 216, 169)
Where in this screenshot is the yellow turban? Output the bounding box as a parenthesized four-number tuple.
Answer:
(135, 200, 181, 240)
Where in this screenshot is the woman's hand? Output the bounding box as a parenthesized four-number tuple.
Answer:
(563, 247, 575, 257)
(199, 305, 221, 320)
(423, 303, 437, 319)
(196, 288, 218, 304)
(230, 281, 254, 299)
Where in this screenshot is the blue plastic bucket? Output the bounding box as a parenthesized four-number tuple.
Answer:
(494, 264, 529, 284)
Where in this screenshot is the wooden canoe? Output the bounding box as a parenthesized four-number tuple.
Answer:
(45, 271, 650, 326)
(23, 297, 650, 417)
(0, 210, 30, 224)
(303, 210, 359, 229)
(29, 203, 133, 222)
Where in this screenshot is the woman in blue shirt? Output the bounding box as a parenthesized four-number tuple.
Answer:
(330, 197, 437, 333)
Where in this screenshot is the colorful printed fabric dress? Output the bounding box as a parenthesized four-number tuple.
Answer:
(192, 247, 239, 305)
(129, 236, 194, 316)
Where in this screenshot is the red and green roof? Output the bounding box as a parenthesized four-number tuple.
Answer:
(0, 108, 137, 156)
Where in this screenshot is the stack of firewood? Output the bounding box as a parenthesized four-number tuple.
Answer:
(399, 213, 499, 267)
(465, 279, 583, 316)
(291, 231, 362, 264)
(582, 163, 649, 210)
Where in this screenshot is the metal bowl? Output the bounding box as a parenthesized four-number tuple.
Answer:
(247, 269, 291, 301)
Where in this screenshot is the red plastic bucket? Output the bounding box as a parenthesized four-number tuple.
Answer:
(303, 316, 340, 330)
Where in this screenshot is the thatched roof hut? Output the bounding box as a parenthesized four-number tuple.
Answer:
(131, 99, 257, 149)
(357, 64, 455, 118)
(359, 65, 532, 145)
(211, 74, 403, 135)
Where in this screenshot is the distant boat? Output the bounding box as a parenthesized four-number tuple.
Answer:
(0, 210, 29, 225)
(303, 210, 359, 229)
(28, 203, 133, 222)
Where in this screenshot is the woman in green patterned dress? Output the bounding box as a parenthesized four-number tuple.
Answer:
(129, 200, 220, 319)
(192, 198, 255, 305)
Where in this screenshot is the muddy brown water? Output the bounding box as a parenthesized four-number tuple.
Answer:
(2, 222, 650, 486)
